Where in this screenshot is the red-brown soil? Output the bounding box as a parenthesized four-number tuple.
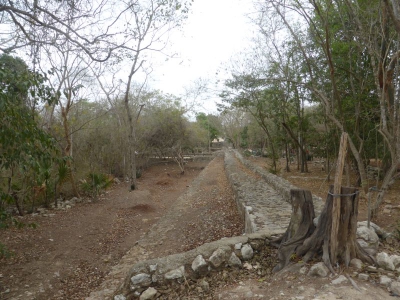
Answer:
(1, 154, 398, 300)
(0, 156, 243, 300)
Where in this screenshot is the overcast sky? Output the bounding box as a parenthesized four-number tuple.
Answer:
(149, 0, 255, 113)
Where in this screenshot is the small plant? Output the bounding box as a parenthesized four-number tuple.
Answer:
(0, 242, 13, 259)
(81, 173, 113, 200)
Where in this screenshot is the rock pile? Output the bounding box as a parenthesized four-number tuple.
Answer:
(114, 231, 279, 300)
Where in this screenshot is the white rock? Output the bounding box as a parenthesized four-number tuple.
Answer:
(357, 221, 389, 238)
(209, 248, 227, 268)
(391, 255, 400, 268)
(358, 273, 369, 281)
(139, 287, 157, 300)
(357, 226, 379, 256)
(192, 255, 208, 274)
(331, 275, 348, 285)
(114, 295, 126, 300)
(241, 244, 254, 260)
(228, 252, 242, 268)
(130, 273, 152, 287)
(234, 243, 242, 250)
(379, 275, 392, 286)
(390, 282, 400, 296)
(243, 262, 253, 270)
(350, 258, 363, 270)
(149, 264, 157, 273)
(377, 252, 395, 271)
(308, 262, 329, 277)
(164, 266, 184, 280)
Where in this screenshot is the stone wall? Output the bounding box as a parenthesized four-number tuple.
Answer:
(112, 150, 323, 299)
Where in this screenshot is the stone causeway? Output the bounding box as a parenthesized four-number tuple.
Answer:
(89, 149, 325, 300)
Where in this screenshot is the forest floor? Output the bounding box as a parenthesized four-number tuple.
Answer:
(0, 153, 399, 300)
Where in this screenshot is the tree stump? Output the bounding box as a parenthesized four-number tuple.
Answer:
(273, 187, 375, 273)
(272, 189, 316, 273)
(274, 132, 375, 273)
(296, 186, 375, 272)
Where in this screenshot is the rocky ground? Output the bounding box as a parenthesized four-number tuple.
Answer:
(1, 152, 399, 300)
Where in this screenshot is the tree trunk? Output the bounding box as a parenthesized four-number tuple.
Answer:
(282, 122, 308, 172)
(371, 162, 398, 218)
(61, 106, 80, 198)
(274, 133, 375, 273)
(272, 189, 315, 272)
(296, 186, 375, 272)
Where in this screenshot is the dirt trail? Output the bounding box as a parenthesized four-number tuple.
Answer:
(0, 155, 243, 300)
(1, 153, 396, 300)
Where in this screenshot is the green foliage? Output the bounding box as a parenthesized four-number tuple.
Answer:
(0, 54, 57, 214)
(0, 209, 37, 230)
(81, 173, 113, 199)
(0, 242, 13, 259)
(195, 112, 220, 142)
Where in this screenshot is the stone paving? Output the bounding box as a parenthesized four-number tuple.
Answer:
(225, 149, 324, 234)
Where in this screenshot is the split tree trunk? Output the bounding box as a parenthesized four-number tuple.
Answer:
(272, 189, 315, 272)
(274, 187, 375, 273)
(273, 133, 375, 273)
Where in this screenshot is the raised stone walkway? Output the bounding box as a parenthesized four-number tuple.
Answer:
(225, 149, 324, 234)
(91, 150, 325, 299)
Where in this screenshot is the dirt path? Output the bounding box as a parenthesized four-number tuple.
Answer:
(0, 155, 243, 300)
(1, 152, 397, 300)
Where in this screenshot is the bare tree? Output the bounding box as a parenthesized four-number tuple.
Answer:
(117, 0, 191, 190)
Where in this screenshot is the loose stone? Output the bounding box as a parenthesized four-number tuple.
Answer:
(241, 244, 254, 260)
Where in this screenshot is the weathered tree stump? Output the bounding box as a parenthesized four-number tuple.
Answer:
(274, 132, 375, 273)
(272, 189, 316, 272)
(297, 185, 375, 271)
(273, 186, 375, 273)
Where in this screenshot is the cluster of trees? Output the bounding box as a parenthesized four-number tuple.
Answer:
(0, 51, 221, 217)
(2, 0, 399, 221)
(0, 0, 225, 221)
(219, 0, 400, 216)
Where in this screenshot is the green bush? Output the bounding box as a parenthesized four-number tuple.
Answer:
(81, 173, 113, 200)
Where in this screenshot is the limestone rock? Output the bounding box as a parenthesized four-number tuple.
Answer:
(228, 252, 242, 268)
(356, 226, 379, 256)
(209, 248, 227, 268)
(234, 243, 242, 250)
(131, 273, 152, 288)
(149, 264, 157, 273)
(379, 275, 392, 286)
(139, 287, 157, 300)
(114, 295, 126, 300)
(377, 252, 395, 271)
(331, 275, 348, 285)
(358, 273, 369, 281)
(357, 221, 390, 239)
(391, 255, 400, 268)
(164, 266, 184, 280)
(308, 262, 329, 277)
(241, 244, 254, 260)
(390, 282, 400, 296)
(350, 258, 363, 270)
(192, 255, 208, 274)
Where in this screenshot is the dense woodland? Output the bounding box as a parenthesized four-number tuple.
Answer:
(1, 0, 400, 234)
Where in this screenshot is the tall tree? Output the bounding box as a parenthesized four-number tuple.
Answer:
(0, 54, 56, 215)
(117, 0, 191, 190)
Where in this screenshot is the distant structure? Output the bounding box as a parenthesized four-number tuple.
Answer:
(211, 137, 225, 149)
